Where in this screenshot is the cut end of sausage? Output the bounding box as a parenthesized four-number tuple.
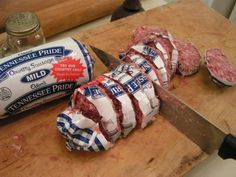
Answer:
(205, 48, 236, 86)
(129, 26, 168, 46)
(174, 39, 201, 76)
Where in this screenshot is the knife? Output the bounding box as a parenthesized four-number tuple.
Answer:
(90, 45, 236, 160)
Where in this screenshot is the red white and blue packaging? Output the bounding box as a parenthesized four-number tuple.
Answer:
(74, 83, 122, 142)
(97, 76, 136, 137)
(104, 65, 154, 129)
(130, 44, 169, 88)
(57, 107, 111, 152)
(0, 37, 94, 118)
(114, 63, 160, 120)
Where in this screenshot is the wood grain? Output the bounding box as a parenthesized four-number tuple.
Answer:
(0, 112, 205, 177)
(1, 0, 236, 176)
(36, 0, 123, 38)
(77, 0, 236, 135)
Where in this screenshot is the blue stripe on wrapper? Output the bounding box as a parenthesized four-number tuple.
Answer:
(72, 38, 93, 81)
(57, 121, 67, 134)
(73, 134, 89, 144)
(139, 60, 152, 74)
(94, 137, 105, 151)
(57, 110, 109, 152)
(65, 133, 105, 152)
(57, 113, 94, 136)
(66, 140, 75, 151)
(88, 146, 95, 152)
(83, 128, 93, 135)
(58, 113, 78, 132)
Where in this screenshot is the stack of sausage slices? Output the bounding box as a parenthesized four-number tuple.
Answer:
(56, 26, 236, 152)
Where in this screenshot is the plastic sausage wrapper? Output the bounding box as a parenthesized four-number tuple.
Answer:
(56, 25, 204, 153)
(0, 37, 94, 119)
(57, 63, 160, 152)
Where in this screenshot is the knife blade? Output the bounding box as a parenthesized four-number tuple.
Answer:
(90, 45, 236, 159)
(90, 45, 122, 70)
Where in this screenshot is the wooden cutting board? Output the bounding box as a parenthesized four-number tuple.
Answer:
(0, 0, 236, 177)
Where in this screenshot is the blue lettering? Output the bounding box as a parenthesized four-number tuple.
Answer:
(135, 73, 149, 86)
(110, 85, 124, 97)
(143, 46, 158, 59)
(125, 79, 140, 93)
(0, 46, 72, 83)
(84, 86, 104, 99)
(6, 82, 76, 114)
(139, 61, 152, 74)
(21, 69, 50, 83)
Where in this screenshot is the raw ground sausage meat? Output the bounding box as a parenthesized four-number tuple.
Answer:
(174, 39, 201, 76)
(205, 48, 236, 86)
(114, 63, 160, 117)
(74, 82, 122, 142)
(104, 67, 154, 128)
(57, 63, 159, 152)
(95, 76, 136, 137)
(129, 26, 168, 45)
(56, 26, 207, 152)
(128, 26, 179, 75)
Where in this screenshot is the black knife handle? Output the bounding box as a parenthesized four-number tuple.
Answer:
(111, 0, 144, 21)
(218, 134, 236, 160)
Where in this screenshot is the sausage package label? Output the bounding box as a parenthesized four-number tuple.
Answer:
(166, 32, 179, 74)
(152, 32, 179, 74)
(79, 85, 121, 142)
(131, 44, 168, 87)
(154, 41, 169, 65)
(128, 54, 161, 85)
(0, 38, 94, 118)
(105, 68, 153, 128)
(100, 77, 136, 137)
(115, 64, 160, 123)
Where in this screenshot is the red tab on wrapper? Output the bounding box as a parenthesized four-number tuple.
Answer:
(51, 57, 86, 82)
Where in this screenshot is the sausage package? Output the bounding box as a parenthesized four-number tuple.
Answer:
(57, 107, 112, 152)
(0, 37, 94, 118)
(114, 63, 160, 116)
(98, 76, 136, 137)
(76, 84, 122, 142)
(130, 44, 168, 88)
(124, 53, 161, 86)
(104, 68, 153, 128)
(56, 25, 203, 152)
